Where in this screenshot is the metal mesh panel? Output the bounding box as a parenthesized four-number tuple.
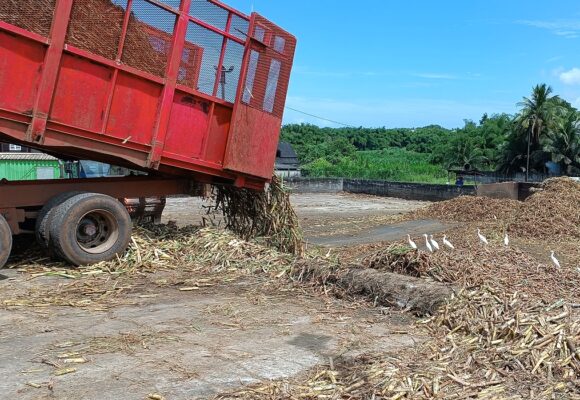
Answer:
(242, 17, 296, 118)
(157, 0, 181, 9)
(121, 0, 176, 77)
(183, 20, 222, 96)
(189, 0, 227, 31)
(66, 0, 127, 60)
(230, 14, 249, 40)
(177, 36, 204, 89)
(220, 39, 244, 102)
(0, 0, 56, 37)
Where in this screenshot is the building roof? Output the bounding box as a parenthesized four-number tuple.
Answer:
(277, 141, 298, 159)
(0, 152, 58, 161)
(275, 142, 300, 171)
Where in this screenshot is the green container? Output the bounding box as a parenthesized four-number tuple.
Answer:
(0, 155, 61, 181)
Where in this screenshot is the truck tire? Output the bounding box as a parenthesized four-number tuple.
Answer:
(0, 214, 13, 269)
(35, 191, 86, 251)
(49, 193, 132, 266)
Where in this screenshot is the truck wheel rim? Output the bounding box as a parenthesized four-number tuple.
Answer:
(76, 210, 119, 254)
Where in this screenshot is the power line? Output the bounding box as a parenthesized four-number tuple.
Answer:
(284, 106, 354, 127)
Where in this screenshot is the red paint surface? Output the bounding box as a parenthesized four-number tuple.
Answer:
(224, 104, 281, 178)
(106, 73, 161, 146)
(204, 104, 232, 165)
(164, 92, 210, 158)
(50, 55, 112, 132)
(0, 33, 44, 114)
(0, 1, 296, 190)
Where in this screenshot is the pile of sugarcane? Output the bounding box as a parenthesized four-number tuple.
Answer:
(207, 176, 304, 256)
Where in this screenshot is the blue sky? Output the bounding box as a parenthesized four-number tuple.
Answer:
(223, 0, 580, 128)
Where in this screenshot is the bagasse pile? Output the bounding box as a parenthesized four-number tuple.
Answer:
(364, 242, 580, 303)
(0, 0, 168, 77)
(414, 177, 580, 239)
(510, 177, 580, 239)
(413, 195, 521, 222)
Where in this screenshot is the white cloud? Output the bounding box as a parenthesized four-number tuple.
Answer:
(546, 56, 563, 63)
(517, 19, 580, 38)
(559, 68, 580, 85)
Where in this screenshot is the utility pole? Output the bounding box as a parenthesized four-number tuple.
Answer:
(526, 117, 533, 182)
(215, 65, 235, 100)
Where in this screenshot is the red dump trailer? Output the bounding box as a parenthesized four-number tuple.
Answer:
(0, 0, 296, 267)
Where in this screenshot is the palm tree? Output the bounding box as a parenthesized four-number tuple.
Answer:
(514, 84, 563, 178)
(544, 110, 580, 174)
(516, 84, 561, 144)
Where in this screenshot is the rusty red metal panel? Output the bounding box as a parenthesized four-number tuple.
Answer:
(0, 32, 45, 114)
(202, 103, 232, 165)
(105, 73, 161, 146)
(164, 92, 210, 158)
(26, 0, 74, 143)
(50, 54, 112, 132)
(146, 0, 192, 168)
(225, 106, 282, 178)
(0, 177, 192, 208)
(223, 13, 297, 179)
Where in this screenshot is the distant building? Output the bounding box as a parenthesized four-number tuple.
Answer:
(0, 142, 41, 153)
(275, 141, 300, 178)
(0, 152, 61, 180)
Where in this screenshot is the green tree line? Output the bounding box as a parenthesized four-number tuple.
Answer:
(281, 84, 580, 181)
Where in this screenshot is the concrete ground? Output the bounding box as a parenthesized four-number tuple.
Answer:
(0, 193, 431, 400)
(0, 276, 419, 400)
(163, 193, 436, 245)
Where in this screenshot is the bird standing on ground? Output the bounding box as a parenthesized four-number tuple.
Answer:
(550, 251, 561, 269)
(407, 234, 417, 250)
(443, 235, 455, 250)
(504, 233, 509, 247)
(429, 235, 440, 251)
(477, 229, 489, 245)
(423, 234, 433, 253)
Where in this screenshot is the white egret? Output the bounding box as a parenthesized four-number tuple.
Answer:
(443, 235, 455, 250)
(430, 235, 440, 251)
(407, 234, 417, 250)
(550, 251, 561, 269)
(477, 229, 489, 245)
(504, 233, 509, 247)
(423, 234, 433, 253)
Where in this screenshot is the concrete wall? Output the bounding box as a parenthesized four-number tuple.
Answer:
(344, 179, 475, 202)
(285, 178, 475, 201)
(468, 172, 556, 184)
(284, 178, 344, 194)
(476, 182, 519, 200)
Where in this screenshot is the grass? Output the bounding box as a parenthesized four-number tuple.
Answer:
(302, 148, 450, 184)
